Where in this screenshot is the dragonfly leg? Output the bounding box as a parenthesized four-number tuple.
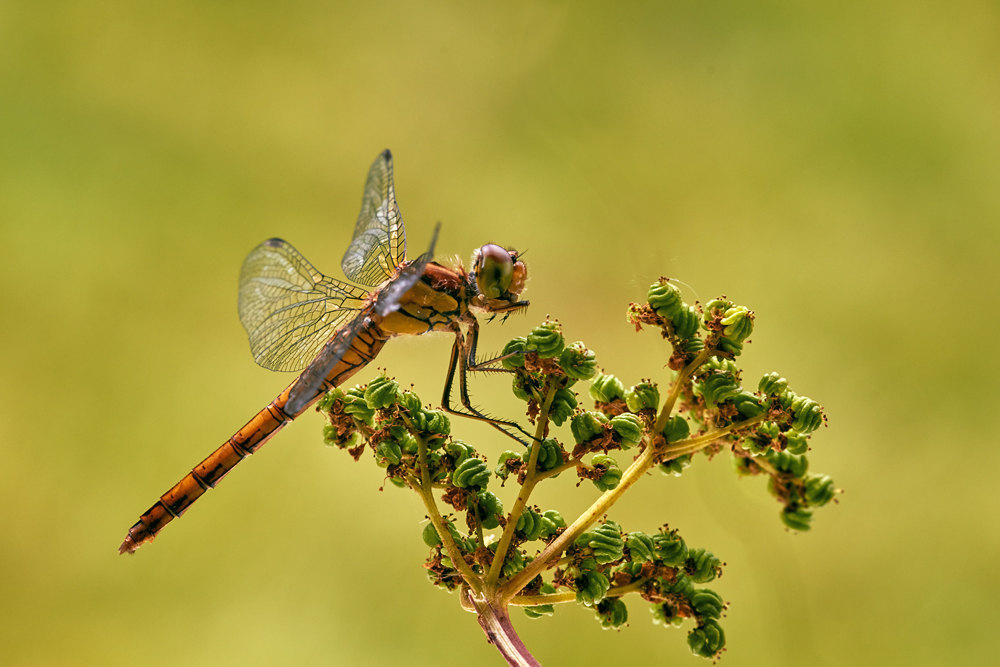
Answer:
(440, 327, 533, 445)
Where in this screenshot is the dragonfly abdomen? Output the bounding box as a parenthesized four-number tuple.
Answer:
(119, 321, 390, 555)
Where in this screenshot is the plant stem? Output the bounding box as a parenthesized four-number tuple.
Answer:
(500, 411, 767, 602)
(465, 590, 541, 667)
(486, 383, 557, 586)
(414, 438, 482, 593)
(510, 577, 649, 606)
(653, 348, 710, 436)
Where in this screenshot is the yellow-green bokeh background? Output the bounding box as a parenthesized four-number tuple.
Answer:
(2, 1, 998, 665)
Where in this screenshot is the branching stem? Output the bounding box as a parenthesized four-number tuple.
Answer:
(414, 436, 482, 593)
(486, 382, 558, 586)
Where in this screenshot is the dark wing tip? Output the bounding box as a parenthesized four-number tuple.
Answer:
(263, 238, 286, 247)
(380, 149, 392, 159)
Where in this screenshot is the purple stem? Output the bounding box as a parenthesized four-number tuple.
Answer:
(465, 591, 541, 667)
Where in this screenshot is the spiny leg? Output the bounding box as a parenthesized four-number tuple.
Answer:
(440, 328, 531, 445)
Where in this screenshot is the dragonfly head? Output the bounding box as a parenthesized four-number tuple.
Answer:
(469, 244, 529, 315)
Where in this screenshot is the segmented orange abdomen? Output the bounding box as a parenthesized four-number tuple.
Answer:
(119, 321, 389, 555)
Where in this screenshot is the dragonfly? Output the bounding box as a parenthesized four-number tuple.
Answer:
(119, 150, 529, 555)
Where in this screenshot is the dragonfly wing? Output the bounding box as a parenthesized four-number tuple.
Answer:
(239, 238, 370, 372)
(285, 313, 371, 415)
(341, 150, 407, 287)
(375, 222, 440, 316)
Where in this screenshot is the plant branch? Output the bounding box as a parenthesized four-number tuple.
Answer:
(465, 590, 541, 667)
(500, 410, 768, 602)
(414, 437, 482, 593)
(510, 577, 650, 606)
(486, 382, 558, 586)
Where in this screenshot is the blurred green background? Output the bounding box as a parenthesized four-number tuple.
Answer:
(2, 1, 998, 665)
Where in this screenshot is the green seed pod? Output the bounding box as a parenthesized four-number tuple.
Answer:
(652, 601, 687, 628)
(399, 390, 422, 414)
(549, 388, 578, 427)
(511, 374, 535, 402)
(777, 389, 798, 410)
(687, 620, 726, 659)
(659, 454, 692, 477)
(691, 589, 724, 620)
(500, 337, 528, 370)
(522, 438, 563, 472)
(421, 522, 442, 548)
(375, 440, 402, 466)
(576, 569, 611, 607)
(697, 373, 741, 406)
(626, 532, 656, 562)
(591, 454, 623, 492)
(790, 395, 823, 433)
(670, 304, 700, 339)
(665, 573, 696, 598)
(785, 431, 809, 455)
(756, 421, 780, 440)
(733, 391, 765, 418)
(702, 356, 739, 376)
(652, 532, 688, 567)
(559, 341, 598, 380)
(618, 560, 643, 579)
(685, 548, 722, 583)
(767, 450, 809, 478)
(610, 413, 645, 446)
(539, 509, 567, 539)
(453, 457, 490, 490)
(721, 305, 754, 342)
(411, 408, 451, 436)
(446, 440, 477, 466)
(683, 337, 705, 354)
(316, 388, 345, 413)
(516, 506, 544, 541)
(492, 544, 525, 578)
(703, 298, 730, 323)
(571, 411, 609, 444)
(781, 505, 813, 531)
(526, 321, 566, 359)
(576, 520, 624, 564)
(388, 424, 418, 454)
(590, 373, 625, 404)
(758, 372, 788, 396)
(364, 374, 400, 409)
(804, 474, 836, 507)
(648, 279, 684, 319)
(494, 450, 522, 480)
(662, 415, 691, 443)
(625, 382, 659, 412)
(717, 336, 744, 356)
(523, 583, 557, 619)
(342, 389, 376, 425)
(596, 598, 629, 630)
(746, 421, 780, 455)
(476, 491, 504, 529)
(322, 424, 348, 448)
(421, 519, 466, 549)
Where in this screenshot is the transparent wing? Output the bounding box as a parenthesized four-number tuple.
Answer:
(286, 224, 440, 414)
(341, 149, 407, 287)
(239, 238, 370, 372)
(285, 313, 371, 416)
(375, 222, 440, 316)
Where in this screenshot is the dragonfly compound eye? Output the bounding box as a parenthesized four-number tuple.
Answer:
(475, 244, 514, 298)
